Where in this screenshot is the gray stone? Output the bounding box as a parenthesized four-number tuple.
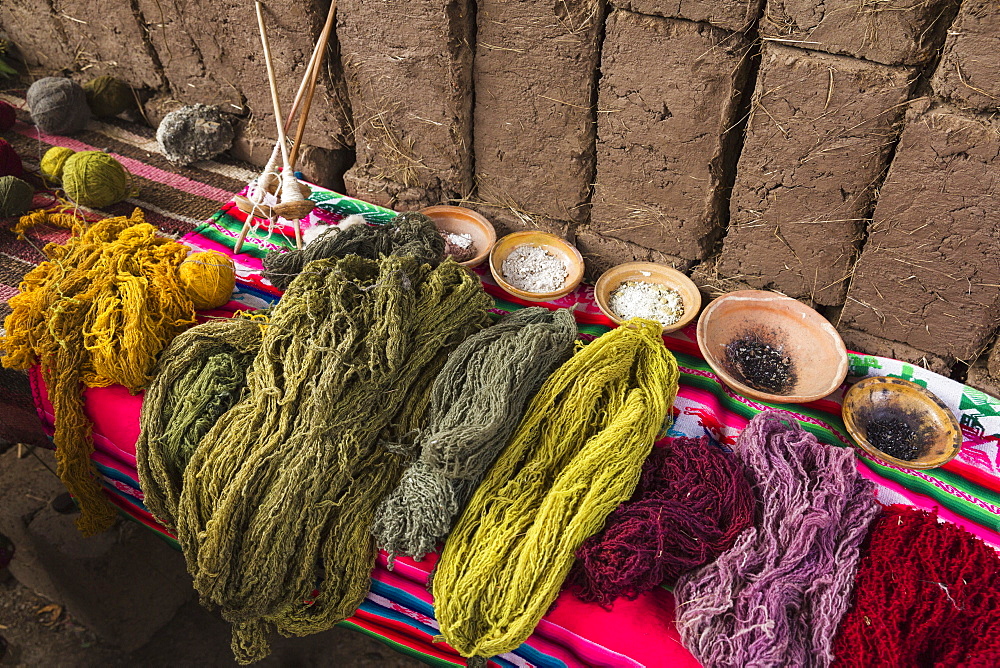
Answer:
(156, 104, 235, 166)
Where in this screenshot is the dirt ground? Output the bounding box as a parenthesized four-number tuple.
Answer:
(0, 446, 425, 668)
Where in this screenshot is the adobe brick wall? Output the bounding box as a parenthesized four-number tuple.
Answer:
(339, 0, 474, 210)
(759, 0, 960, 66)
(839, 103, 1000, 363)
(590, 9, 753, 262)
(0, 0, 77, 73)
(932, 1, 1000, 113)
(136, 0, 351, 153)
(717, 44, 915, 306)
(472, 0, 604, 230)
(611, 0, 763, 31)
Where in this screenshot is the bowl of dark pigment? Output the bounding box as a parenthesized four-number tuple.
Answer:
(697, 290, 849, 403)
(842, 376, 962, 470)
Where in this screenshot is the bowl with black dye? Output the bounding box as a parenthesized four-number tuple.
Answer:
(696, 290, 849, 403)
(842, 376, 962, 470)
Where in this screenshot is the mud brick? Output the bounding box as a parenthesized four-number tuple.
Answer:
(136, 0, 350, 151)
(339, 0, 474, 206)
(49, 0, 163, 88)
(591, 10, 752, 262)
(760, 0, 959, 66)
(718, 45, 915, 306)
(473, 0, 604, 227)
(575, 228, 691, 282)
(342, 172, 443, 212)
(231, 122, 352, 192)
(837, 328, 952, 376)
(467, 205, 571, 238)
(932, 1, 1000, 113)
(612, 0, 763, 31)
(840, 104, 1000, 361)
(0, 0, 76, 72)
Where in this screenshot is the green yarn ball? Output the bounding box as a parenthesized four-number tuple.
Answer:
(0, 176, 34, 218)
(83, 76, 134, 118)
(62, 151, 130, 209)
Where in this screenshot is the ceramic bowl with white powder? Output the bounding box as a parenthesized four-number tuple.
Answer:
(594, 262, 702, 333)
(489, 231, 585, 302)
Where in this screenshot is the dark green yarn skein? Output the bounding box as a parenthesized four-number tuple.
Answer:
(135, 314, 266, 530)
(262, 211, 445, 291)
(372, 306, 579, 564)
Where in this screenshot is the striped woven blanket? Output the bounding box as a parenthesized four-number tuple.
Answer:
(6, 113, 1000, 665)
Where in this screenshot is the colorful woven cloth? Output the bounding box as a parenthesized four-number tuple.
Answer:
(11, 124, 1000, 666)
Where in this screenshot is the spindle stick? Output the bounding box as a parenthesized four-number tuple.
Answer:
(255, 0, 303, 249)
(289, 0, 337, 171)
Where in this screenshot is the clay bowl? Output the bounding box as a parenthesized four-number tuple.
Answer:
(488, 231, 585, 302)
(594, 261, 702, 333)
(697, 290, 849, 403)
(420, 205, 496, 268)
(842, 376, 962, 470)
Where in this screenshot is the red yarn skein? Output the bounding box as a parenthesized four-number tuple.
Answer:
(0, 100, 16, 131)
(0, 138, 23, 178)
(833, 505, 1000, 667)
(570, 436, 754, 606)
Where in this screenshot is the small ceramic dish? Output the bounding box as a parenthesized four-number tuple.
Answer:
(419, 205, 496, 268)
(842, 376, 962, 469)
(488, 231, 585, 302)
(697, 290, 849, 403)
(594, 262, 702, 333)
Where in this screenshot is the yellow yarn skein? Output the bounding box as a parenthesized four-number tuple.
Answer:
(432, 319, 680, 662)
(179, 251, 236, 310)
(40, 146, 76, 182)
(62, 150, 130, 208)
(1, 208, 197, 535)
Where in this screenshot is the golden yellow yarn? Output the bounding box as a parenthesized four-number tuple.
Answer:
(432, 319, 680, 661)
(179, 251, 236, 310)
(40, 146, 75, 182)
(1, 209, 197, 535)
(14, 209, 84, 239)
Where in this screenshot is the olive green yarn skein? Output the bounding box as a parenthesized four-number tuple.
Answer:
(372, 306, 578, 563)
(62, 151, 130, 208)
(0, 176, 34, 217)
(433, 319, 680, 662)
(175, 254, 491, 664)
(136, 313, 266, 530)
(83, 76, 133, 117)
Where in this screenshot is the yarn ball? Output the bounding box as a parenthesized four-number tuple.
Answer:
(26, 77, 91, 135)
(570, 436, 755, 606)
(0, 138, 23, 178)
(83, 76, 133, 118)
(156, 104, 234, 165)
(178, 251, 235, 310)
(41, 146, 76, 182)
(0, 176, 34, 218)
(0, 100, 17, 131)
(833, 506, 1000, 667)
(62, 151, 130, 208)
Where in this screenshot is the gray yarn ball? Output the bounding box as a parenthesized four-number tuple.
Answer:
(26, 77, 91, 135)
(156, 104, 235, 166)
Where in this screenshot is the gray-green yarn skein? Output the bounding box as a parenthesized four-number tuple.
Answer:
(175, 254, 491, 664)
(135, 314, 266, 530)
(263, 211, 445, 291)
(372, 307, 578, 563)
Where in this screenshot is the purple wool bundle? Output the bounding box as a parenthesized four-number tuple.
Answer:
(570, 436, 754, 606)
(673, 412, 881, 668)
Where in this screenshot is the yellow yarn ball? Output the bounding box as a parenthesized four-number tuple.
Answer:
(41, 146, 76, 182)
(179, 251, 235, 310)
(62, 150, 130, 208)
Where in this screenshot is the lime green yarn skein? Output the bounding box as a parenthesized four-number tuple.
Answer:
(41, 146, 75, 182)
(62, 151, 130, 208)
(0, 176, 34, 217)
